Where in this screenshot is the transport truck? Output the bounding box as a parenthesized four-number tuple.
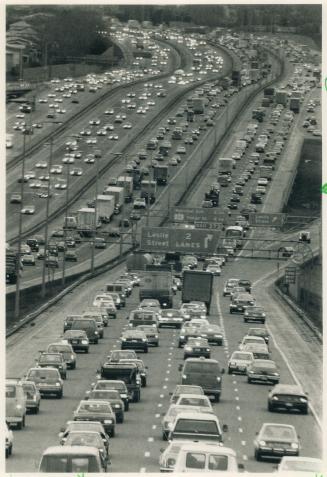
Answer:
(103, 186, 125, 207)
(153, 165, 169, 185)
(263, 87, 275, 102)
(249, 69, 260, 83)
(77, 208, 100, 237)
(275, 90, 288, 106)
(191, 96, 205, 114)
(140, 180, 156, 204)
(289, 97, 300, 113)
(259, 166, 273, 180)
(117, 176, 134, 202)
(218, 158, 234, 176)
(139, 270, 173, 308)
(182, 270, 214, 312)
(97, 195, 115, 223)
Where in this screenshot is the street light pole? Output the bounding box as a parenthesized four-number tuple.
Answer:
(14, 131, 27, 319)
(90, 152, 100, 274)
(62, 162, 70, 286)
(41, 136, 54, 297)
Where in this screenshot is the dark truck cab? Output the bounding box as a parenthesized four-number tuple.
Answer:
(98, 362, 141, 403)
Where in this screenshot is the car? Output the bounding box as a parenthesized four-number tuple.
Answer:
(299, 230, 311, 243)
(39, 445, 104, 472)
(168, 410, 223, 441)
(45, 256, 59, 268)
(21, 205, 35, 215)
(198, 324, 223, 345)
(223, 278, 239, 296)
(5, 424, 13, 458)
(21, 254, 35, 266)
(35, 352, 67, 379)
(85, 389, 124, 423)
(62, 430, 110, 470)
(246, 327, 269, 345)
(244, 306, 266, 323)
(169, 384, 204, 405)
(254, 423, 300, 461)
(206, 264, 221, 275)
(176, 146, 186, 154)
(121, 329, 148, 353)
(47, 342, 77, 369)
(180, 357, 225, 402)
(21, 380, 41, 414)
(184, 337, 211, 359)
(136, 324, 159, 346)
(159, 440, 185, 472)
(268, 384, 309, 414)
(64, 251, 78, 262)
(180, 303, 206, 321)
(73, 400, 116, 437)
(133, 197, 146, 209)
(277, 456, 323, 473)
(239, 335, 267, 351)
(279, 246, 294, 258)
(247, 359, 280, 384)
(58, 420, 110, 453)
(230, 293, 255, 313)
(175, 393, 212, 411)
(63, 330, 89, 353)
(228, 349, 254, 375)
(158, 309, 184, 328)
(91, 380, 129, 411)
(25, 367, 64, 398)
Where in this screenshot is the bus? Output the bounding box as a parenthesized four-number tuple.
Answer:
(225, 226, 244, 249)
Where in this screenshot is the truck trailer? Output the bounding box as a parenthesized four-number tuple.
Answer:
(139, 270, 173, 308)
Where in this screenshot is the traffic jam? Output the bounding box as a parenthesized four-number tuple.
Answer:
(6, 20, 322, 476)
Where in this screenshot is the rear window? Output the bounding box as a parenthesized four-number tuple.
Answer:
(40, 455, 99, 472)
(209, 454, 228, 471)
(185, 362, 220, 374)
(71, 320, 95, 330)
(6, 384, 16, 398)
(186, 452, 205, 469)
(174, 418, 218, 434)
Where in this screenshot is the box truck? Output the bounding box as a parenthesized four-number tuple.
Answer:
(97, 195, 115, 223)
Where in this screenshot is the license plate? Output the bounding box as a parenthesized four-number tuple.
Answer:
(72, 340, 78, 344)
(194, 348, 201, 352)
(131, 340, 137, 342)
(273, 448, 283, 453)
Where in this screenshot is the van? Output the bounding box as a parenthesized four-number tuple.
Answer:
(105, 283, 126, 306)
(6, 379, 27, 429)
(174, 442, 241, 472)
(169, 411, 223, 442)
(180, 358, 225, 402)
(39, 445, 104, 472)
(70, 318, 99, 344)
(128, 309, 159, 328)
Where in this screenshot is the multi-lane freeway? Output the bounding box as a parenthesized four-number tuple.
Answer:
(6, 19, 322, 474)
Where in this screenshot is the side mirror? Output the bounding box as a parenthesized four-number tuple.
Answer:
(222, 424, 228, 432)
(238, 463, 245, 471)
(221, 368, 225, 374)
(178, 364, 183, 371)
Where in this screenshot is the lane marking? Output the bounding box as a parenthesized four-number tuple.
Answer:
(140, 467, 146, 473)
(158, 403, 163, 408)
(234, 388, 238, 392)
(165, 377, 169, 381)
(144, 452, 150, 458)
(166, 370, 170, 374)
(238, 416, 242, 421)
(236, 406, 240, 411)
(242, 455, 248, 461)
(241, 441, 246, 446)
(155, 414, 160, 418)
(160, 394, 164, 398)
(235, 396, 239, 401)
(168, 363, 171, 367)
(152, 425, 157, 430)
(163, 385, 167, 389)
(148, 437, 154, 442)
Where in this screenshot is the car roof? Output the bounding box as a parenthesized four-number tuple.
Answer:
(271, 384, 305, 395)
(261, 422, 296, 430)
(184, 357, 219, 364)
(177, 393, 209, 400)
(179, 442, 236, 455)
(42, 445, 100, 456)
(174, 411, 219, 421)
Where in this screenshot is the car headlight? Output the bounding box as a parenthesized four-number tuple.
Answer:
(55, 382, 61, 386)
(121, 394, 127, 398)
(71, 354, 75, 359)
(167, 422, 174, 429)
(248, 370, 255, 374)
(95, 331, 98, 335)
(82, 340, 88, 344)
(244, 312, 249, 316)
(217, 377, 221, 382)
(142, 338, 147, 342)
(273, 373, 279, 376)
(155, 335, 158, 339)
(214, 334, 222, 338)
(259, 440, 266, 446)
(185, 346, 192, 351)
(230, 361, 236, 366)
(104, 419, 113, 424)
(180, 336, 185, 340)
(121, 337, 126, 341)
(299, 397, 307, 403)
(291, 442, 299, 449)
(206, 348, 210, 352)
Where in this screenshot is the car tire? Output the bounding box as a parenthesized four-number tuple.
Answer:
(228, 368, 232, 375)
(261, 320, 265, 324)
(302, 406, 308, 415)
(244, 318, 248, 323)
(6, 449, 9, 458)
(247, 378, 252, 384)
(230, 310, 233, 314)
(162, 431, 168, 441)
(134, 390, 141, 403)
(268, 403, 274, 412)
(63, 373, 67, 380)
(111, 428, 115, 438)
(71, 362, 76, 370)
(214, 394, 220, 403)
(57, 390, 63, 399)
(144, 348, 148, 353)
(124, 402, 129, 412)
(142, 379, 147, 388)
(17, 420, 23, 430)
(118, 414, 124, 424)
(85, 348, 89, 354)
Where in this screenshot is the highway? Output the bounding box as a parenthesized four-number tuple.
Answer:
(6, 20, 322, 474)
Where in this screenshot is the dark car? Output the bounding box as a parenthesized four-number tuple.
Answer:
(268, 384, 309, 414)
(35, 352, 67, 379)
(251, 193, 262, 204)
(180, 357, 225, 402)
(254, 423, 300, 461)
(73, 400, 116, 437)
(238, 279, 251, 293)
(63, 330, 89, 353)
(86, 389, 124, 423)
(121, 330, 148, 353)
(26, 238, 39, 252)
(183, 338, 211, 360)
(91, 380, 130, 411)
(70, 318, 99, 344)
(98, 362, 141, 403)
(25, 367, 64, 398)
(198, 324, 223, 345)
(63, 314, 82, 331)
(47, 342, 77, 369)
(119, 358, 148, 387)
(247, 359, 280, 385)
(244, 306, 266, 324)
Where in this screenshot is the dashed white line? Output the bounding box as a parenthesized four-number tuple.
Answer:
(234, 388, 238, 392)
(144, 452, 150, 458)
(140, 467, 146, 472)
(235, 396, 239, 401)
(233, 381, 237, 385)
(242, 455, 248, 461)
(152, 425, 157, 430)
(241, 441, 246, 446)
(238, 416, 242, 421)
(236, 406, 240, 411)
(160, 394, 164, 398)
(163, 385, 167, 390)
(168, 363, 171, 367)
(166, 370, 170, 374)
(158, 403, 163, 408)
(164, 377, 169, 381)
(148, 437, 154, 442)
(238, 428, 243, 433)
(155, 413, 160, 418)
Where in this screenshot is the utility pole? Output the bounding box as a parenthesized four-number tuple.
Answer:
(62, 162, 70, 286)
(41, 137, 54, 297)
(14, 131, 27, 318)
(90, 152, 100, 274)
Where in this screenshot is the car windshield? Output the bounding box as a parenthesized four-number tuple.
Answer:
(96, 382, 125, 392)
(174, 419, 218, 434)
(40, 455, 99, 472)
(79, 402, 110, 413)
(132, 312, 155, 320)
(65, 433, 102, 447)
(262, 425, 296, 440)
(185, 363, 220, 374)
(249, 307, 264, 313)
(175, 386, 202, 395)
(65, 331, 86, 338)
(178, 397, 209, 407)
(28, 369, 57, 379)
(162, 310, 181, 317)
(6, 384, 16, 398)
(232, 352, 252, 360)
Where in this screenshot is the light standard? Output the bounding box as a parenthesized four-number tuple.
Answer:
(62, 161, 71, 286)
(90, 150, 101, 275)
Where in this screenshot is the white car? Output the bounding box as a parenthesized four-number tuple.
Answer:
(277, 456, 323, 473)
(133, 198, 146, 209)
(21, 205, 35, 215)
(228, 351, 254, 374)
(174, 443, 241, 473)
(257, 177, 268, 187)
